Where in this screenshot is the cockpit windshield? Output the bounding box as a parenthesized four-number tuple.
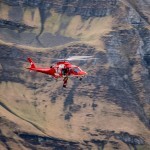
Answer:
(73, 67, 81, 73)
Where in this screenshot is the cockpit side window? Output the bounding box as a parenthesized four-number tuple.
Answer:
(73, 67, 80, 73)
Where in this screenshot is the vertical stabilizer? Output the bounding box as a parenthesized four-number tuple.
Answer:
(27, 58, 36, 68)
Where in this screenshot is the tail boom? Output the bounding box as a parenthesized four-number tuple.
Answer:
(27, 57, 56, 76)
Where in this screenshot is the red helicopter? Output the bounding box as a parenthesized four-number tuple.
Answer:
(27, 56, 94, 87)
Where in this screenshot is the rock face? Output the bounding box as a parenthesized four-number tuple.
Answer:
(3, 0, 118, 17)
(0, 0, 118, 47)
(0, 0, 150, 150)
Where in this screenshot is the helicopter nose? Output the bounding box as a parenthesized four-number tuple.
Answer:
(82, 71, 87, 75)
(84, 71, 87, 75)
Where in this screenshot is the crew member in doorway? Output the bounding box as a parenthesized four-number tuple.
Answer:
(62, 68, 69, 76)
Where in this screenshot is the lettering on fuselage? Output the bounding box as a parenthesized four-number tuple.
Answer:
(53, 64, 65, 76)
(59, 64, 65, 68)
(57, 67, 61, 74)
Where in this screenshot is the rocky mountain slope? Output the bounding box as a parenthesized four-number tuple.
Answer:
(0, 0, 150, 150)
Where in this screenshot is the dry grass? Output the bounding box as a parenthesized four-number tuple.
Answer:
(43, 10, 113, 49)
(0, 104, 45, 136)
(70, 95, 150, 141)
(1, 80, 149, 142)
(0, 5, 113, 50)
(104, 140, 129, 150)
(146, 25, 150, 30)
(0, 2, 150, 146)
(45, 11, 113, 40)
(0, 3, 10, 20)
(0, 39, 52, 51)
(0, 38, 76, 52)
(131, 60, 143, 81)
(0, 143, 7, 150)
(0, 46, 150, 142)
(65, 15, 113, 40)
(0, 38, 105, 53)
(23, 7, 41, 34)
(0, 82, 47, 133)
(23, 8, 40, 27)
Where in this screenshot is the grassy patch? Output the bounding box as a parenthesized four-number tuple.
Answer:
(137, 145, 150, 150)
(0, 3, 10, 19)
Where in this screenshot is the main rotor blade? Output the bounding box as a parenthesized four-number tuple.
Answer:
(66, 56, 94, 61)
(49, 56, 98, 61)
(68, 58, 98, 61)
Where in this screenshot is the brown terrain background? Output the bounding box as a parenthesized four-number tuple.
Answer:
(0, 0, 150, 149)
